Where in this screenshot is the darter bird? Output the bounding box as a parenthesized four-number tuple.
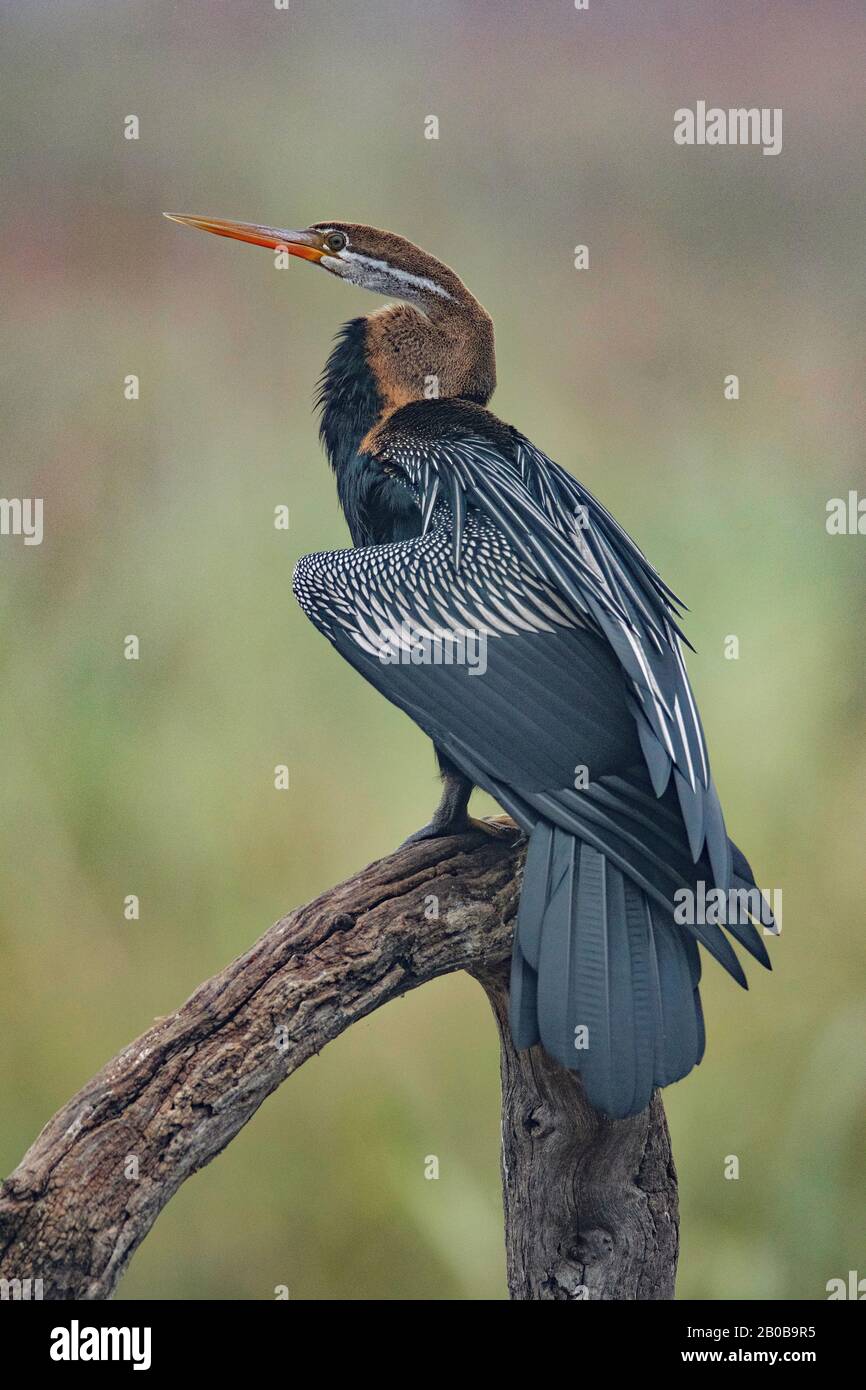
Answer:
(166, 212, 773, 1119)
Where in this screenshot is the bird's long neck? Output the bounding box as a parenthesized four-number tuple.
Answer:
(317, 316, 418, 547)
(362, 289, 496, 420)
(318, 293, 496, 546)
(317, 317, 382, 485)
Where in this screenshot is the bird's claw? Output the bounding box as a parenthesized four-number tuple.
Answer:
(470, 814, 521, 842)
(399, 821, 459, 848)
(399, 814, 521, 849)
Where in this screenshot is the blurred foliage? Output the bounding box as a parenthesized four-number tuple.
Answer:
(1, 0, 864, 1300)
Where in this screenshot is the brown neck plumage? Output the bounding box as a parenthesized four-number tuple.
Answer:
(362, 285, 496, 444)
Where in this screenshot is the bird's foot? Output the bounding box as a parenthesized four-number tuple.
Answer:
(400, 819, 461, 848)
(400, 813, 520, 848)
(470, 814, 521, 840)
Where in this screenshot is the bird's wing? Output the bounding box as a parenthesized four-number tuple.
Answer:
(369, 413, 726, 886)
(293, 507, 768, 980)
(293, 410, 773, 1114)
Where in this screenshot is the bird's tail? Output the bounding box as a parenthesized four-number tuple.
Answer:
(509, 820, 768, 1119)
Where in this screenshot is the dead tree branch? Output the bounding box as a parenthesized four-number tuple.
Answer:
(0, 830, 677, 1300)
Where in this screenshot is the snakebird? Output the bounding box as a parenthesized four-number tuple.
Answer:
(166, 212, 773, 1119)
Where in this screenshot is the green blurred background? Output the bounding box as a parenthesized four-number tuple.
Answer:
(2, 0, 864, 1300)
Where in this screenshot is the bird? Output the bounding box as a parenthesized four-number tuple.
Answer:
(166, 212, 774, 1119)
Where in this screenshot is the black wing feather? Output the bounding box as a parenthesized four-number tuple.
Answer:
(375, 410, 719, 877)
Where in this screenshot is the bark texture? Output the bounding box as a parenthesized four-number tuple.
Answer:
(0, 829, 678, 1300)
(478, 965, 678, 1299)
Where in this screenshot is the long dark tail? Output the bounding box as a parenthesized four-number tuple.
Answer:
(509, 822, 770, 1118)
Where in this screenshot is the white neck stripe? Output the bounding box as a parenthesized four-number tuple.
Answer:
(340, 250, 454, 300)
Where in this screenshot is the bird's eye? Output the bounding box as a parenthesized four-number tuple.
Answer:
(324, 231, 347, 253)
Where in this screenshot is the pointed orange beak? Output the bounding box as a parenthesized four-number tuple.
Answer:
(163, 213, 327, 262)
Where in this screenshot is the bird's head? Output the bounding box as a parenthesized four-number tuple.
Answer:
(164, 212, 497, 534)
(163, 214, 476, 315)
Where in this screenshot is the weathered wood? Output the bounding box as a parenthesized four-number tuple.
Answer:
(477, 964, 679, 1299)
(0, 829, 678, 1300)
